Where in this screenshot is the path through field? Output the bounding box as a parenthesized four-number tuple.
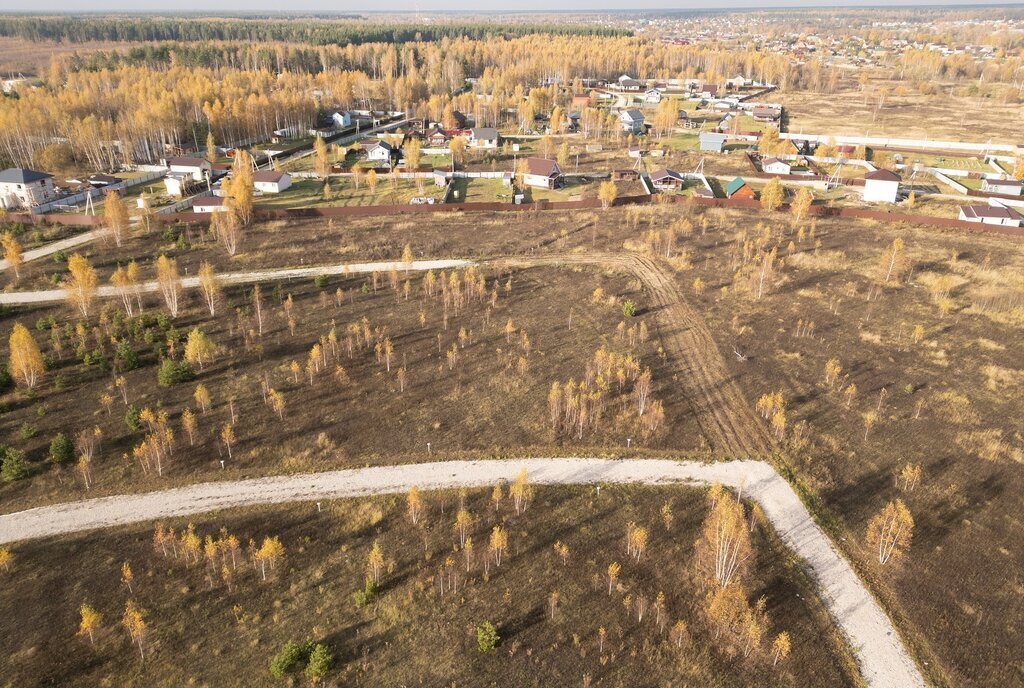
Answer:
(0, 457, 924, 688)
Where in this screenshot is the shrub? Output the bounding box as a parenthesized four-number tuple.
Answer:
(49, 432, 74, 465)
(622, 300, 636, 317)
(314, 275, 329, 289)
(1, 447, 28, 482)
(353, 577, 376, 609)
(115, 340, 140, 371)
(476, 621, 499, 653)
(269, 640, 304, 679)
(157, 359, 194, 386)
(125, 405, 142, 432)
(19, 423, 36, 440)
(304, 644, 333, 683)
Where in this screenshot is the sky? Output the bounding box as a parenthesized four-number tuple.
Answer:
(0, 1, 1020, 11)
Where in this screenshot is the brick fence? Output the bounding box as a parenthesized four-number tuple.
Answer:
(6, 192, 1023, 239)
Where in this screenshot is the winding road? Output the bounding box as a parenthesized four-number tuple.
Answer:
(0, 457, 924, 688)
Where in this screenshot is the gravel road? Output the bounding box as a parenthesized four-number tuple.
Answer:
(0, 457, 924, 688)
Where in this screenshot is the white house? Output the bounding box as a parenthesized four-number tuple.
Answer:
(649, 168, 686, 191)
(620, 109, 645, 134)
(644, 88, 663, 104)
(761, 157, 792, 175)
(331, 111, 353, 128)
(168, 157, 212, 181)
(616, 74, 642, 91)
(521, 157, 562, 189)
(192, 196, 230, 213)
(253, 170, 292, 193)
(0, 168, 56, 209)
(958, 204, 1022, 227)
(365, 140, 394, 163)
(981, 177, 1023, 196)
(726, 75, 748, 89)
(468, 128, 500, 149)
(862, 169, 901, 203)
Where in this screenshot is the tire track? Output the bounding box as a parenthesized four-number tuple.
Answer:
(500, 252, 773, 458)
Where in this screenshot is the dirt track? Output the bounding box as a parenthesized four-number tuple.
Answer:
(502, 252, 774, 458)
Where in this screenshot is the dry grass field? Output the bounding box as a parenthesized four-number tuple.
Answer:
(0, 485, 857, 687)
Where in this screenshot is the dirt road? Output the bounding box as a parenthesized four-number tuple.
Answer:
(0, 457, 924, 688)
(0, 258, 474, 305)
(502, 253, 773, 458)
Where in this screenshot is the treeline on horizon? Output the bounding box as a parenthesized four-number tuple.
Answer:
(0, 16, 631, 45)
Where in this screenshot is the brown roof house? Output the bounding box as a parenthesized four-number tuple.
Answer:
(521, 158, 563, 189)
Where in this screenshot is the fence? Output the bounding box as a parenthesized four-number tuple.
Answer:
(29, 170, 166, 214)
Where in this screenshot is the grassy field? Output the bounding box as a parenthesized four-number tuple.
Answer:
(0, 485, 857, 687)
(253, 178, 444, 209)
(448, 177, 514, 203)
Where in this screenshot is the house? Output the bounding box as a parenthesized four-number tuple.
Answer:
(612, 169, 640, 181)
(426, 126, 450, 147)
(365, 140, 394, 163)
(701, 84, 720, 99)
(469, 128, 500, 149)
(616, 74, 642, 91)
(699, 132, 728, 153)
(726, 177, 756, 200)
(649, 168, 686, 191)
(862, 169, 901, 203)
(168, 157, 212, 181)
(192, 196, 230, 213)
(752, 106, 781, 123)
(981, 178, 1023, 196)
(726, 75, 748, 89)
(0, 168, 56, 209)
(958, 204, 1022, 227)
(571, 94, 591, 110)
(761, 157, 792, 175)
(450, 111, 469, 129)
(331, 111, 353, 128)
(627, 146, 643, 159)
(521, 157, 563, 189)
(252, 170, 292, 193)
(619, 109, 645, 134)
(644, 88, 663, 104)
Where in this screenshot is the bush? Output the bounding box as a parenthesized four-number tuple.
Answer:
(269, 640, 304, 679)
(314, 274, 329, 289)
(19, 423, 36, 440)
(115, 340, 140, 371)
(49, 432, 74, 465)
(476, 621, 499, 653)
(125, 405, 142, 432)
(352, 577, 377, 609)
(304, 644, 332, 683)
(157, 359, 194, 386)
(0, 362, 10, 392)
(1, 447, 28, 482)
(621, 300, 636, 317)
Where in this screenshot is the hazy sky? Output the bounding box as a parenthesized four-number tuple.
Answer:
(0, 1, 1020, 11)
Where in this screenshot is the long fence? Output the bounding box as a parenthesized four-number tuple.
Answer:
(7, 191, 1023, 239)
(28, 170, 166, 214)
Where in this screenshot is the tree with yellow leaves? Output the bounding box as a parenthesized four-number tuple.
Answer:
(121, 561, 135, 593)
(449, 136, 467, 165)
(694, 484, 751, 588)
(122, 600, 147, 659)
(268, 388, 285, 420)
(509, 468, 532, 515)
(65, 253, 97, 318)
(606, 561, 621, 595)
(403, 137, 422, 171)
(220, 424, 235, 459)
(198, 262, 220, 316)
(194, 383, 211, 414)
(760, 178, 784, 212)
(2, 230, 22, 280)
(488, 526, 508, 568)
(598, 180, 618, 209)
(183, 328, 216, 372)
(790, 187, 813, 223)
(104, 189, 130, 247)
(367, 540, 385, 586)
(77, 604, 102, 645)
(314, 136, 329, 179)
(366, 169, 378, 197)
(866, 500, 914, 565)
(0, 546, 12, 572)
(407, 486, 423, 525)
(879, 238, 907, 283)
(155, 255, 181, 317)
(772, 631, 791, 666)
(182, 408, 197, 446)
(8, 322, 45, 389)
(229, 150, 254, 226)
(255, 536, 285, 581)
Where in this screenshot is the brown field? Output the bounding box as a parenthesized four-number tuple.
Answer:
(0, 485, 857, 687)
(778, 80, 1024, 143)
(0, 37, 135, 75)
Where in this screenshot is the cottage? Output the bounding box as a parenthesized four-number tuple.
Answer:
(252, 170, 292, 194)
(649, 168, 686, 191)
(761, 157, 792, 175)
(426, 126, 450, 147)
(699, 132, 727, 153)
(752, 106, 781, 123)
(192, 196, 230, 213)
(862, 169, 901, 203)
(168, 157, 212, 181)
(726, 176, 756, 200)
(0, 168, 56, 209)
(469, 128, 500, 149)
(619, 109, 645, 134)
(981, 178, 1023, 196)
(331, 111, 353, 128)
(521, 157, 563, 189)
(701, 84, 720, 99)
(365, 140, 394, 163)
(726, 75, 748, 89)
(644, 88, 663, 104)
(612, 169, 640, 181)
(958, 204, 1022, 227)
(616, 75, 642, 91)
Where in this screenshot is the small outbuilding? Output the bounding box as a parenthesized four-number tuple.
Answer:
(253, 170, 292, 194)
(726, 176, 756, 200)
(862, 169, 901, 203)
(699, 132, 727, 153)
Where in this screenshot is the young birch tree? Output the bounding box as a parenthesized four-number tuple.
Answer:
(155, 255, 182, 317)
(866, 500, 914, 565)
(65, 253, 98, 318)
(8, 322, 45, 389)
(197, 262, 220, 316)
